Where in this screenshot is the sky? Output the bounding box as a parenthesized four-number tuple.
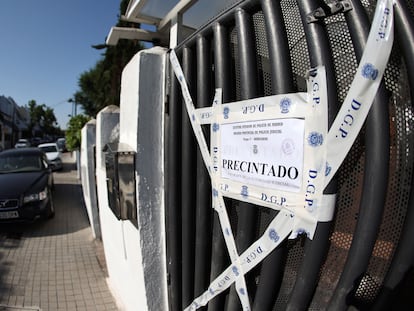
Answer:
(0, 0, 242, 130)
(0, 0, 121, 129)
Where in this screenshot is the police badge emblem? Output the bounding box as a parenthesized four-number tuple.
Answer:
(362, 63, 378, 80)
(280, 97, 291, 114)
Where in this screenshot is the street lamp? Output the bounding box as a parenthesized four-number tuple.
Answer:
(68, 98, 77, 117)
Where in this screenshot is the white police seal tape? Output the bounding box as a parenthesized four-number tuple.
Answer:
(211, 186, 251, 310)
(170, 51, 251, 310)
(184, 210, 294, 311)
(324, 0, 394, 186)
(171, 0, 395, 302)
(171, 50, 330, 310)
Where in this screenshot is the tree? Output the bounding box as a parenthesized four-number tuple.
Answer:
(72, 0, 144, 117)
(65, 114, 90, 151)
(27, 100, 61, 137)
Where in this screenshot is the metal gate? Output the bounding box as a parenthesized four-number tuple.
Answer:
(165, 0, 414, 310)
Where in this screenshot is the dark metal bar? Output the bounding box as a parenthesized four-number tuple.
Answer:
(236, 8, 259, 100)
(213, 22, 234, 104)
(207, 22, 233, 311)
(371, 1, 414, 309)
(252, 1, 294, 310)
(259, 0, 294, 95)
(181, 46, 197, 308)
(207, 212, 230, 311)
(327, 0, 390, 309)
(286, 0, 339, 309)
(177, 0, 260, 50)
(166, 58, 183, 311)
(393, 0, 414, 108)
(194, 35, 213, 301)
(225, 8, 259, 311)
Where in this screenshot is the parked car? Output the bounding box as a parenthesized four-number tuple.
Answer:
(14, 138, 31, 148)
(38, 143, 63, 171)
(30, 137, 42, 147)
(0, 148, 54, 222)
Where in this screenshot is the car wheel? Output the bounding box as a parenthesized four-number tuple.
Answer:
(45, 188, 55, 219)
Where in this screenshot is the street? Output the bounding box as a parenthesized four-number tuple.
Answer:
(0, 152, 118, 311)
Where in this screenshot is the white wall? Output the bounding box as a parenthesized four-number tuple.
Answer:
(80, 119, 101, 239)
(119, 46, 168, 311)
(95, 46, 168, 311)
(95, 105, 145, 311)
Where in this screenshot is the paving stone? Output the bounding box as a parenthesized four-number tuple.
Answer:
(0, 153, 119, 310)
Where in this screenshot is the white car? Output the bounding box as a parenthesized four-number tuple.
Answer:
(38, 143, 63, 171)
(14, 139, 31, 148)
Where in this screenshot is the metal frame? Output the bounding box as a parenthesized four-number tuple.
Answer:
(106, 0, 198, 47)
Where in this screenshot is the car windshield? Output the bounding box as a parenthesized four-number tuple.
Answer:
(40, 146, 57, 153)
(0, 155, 44, 173)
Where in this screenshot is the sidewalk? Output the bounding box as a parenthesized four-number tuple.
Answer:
(0, 152, 118, 311)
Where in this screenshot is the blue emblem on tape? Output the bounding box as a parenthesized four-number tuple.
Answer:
(239, 288, 246, 296)
(232, 266, 239, 276)
(241, 185, 249, 198)
(212, 123, 220, 132)
(213, 189, 218, 197)
(308, 132, 323, 147)
(223, 106, 230, 119)
(325, 162, 332, 176)
(362, 63, 378, 80)
(280, 97, 291, 114)
(269, 229, 280, 242)
(225, 228, 230, 236)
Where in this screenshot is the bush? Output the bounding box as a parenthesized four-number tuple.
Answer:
(65, 115, 90, 151)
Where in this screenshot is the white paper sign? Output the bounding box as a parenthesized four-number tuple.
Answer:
(220, 118, 305, 192)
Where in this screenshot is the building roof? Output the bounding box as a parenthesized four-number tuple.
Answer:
(106, 0, 240, 47)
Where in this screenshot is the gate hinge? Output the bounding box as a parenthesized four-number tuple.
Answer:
(307, 0, 353, 23)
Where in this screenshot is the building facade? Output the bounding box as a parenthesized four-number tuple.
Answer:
(0, 95, 30, 149)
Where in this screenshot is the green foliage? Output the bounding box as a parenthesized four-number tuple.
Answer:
(27, 100, 62, 137)
(65, 114, 90, 151)
(73, 0, 144, 117)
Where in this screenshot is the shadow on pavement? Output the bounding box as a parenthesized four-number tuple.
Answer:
(0, 185, 89, 239)
(0, 161, 90, 303)
(58, 161, 77, 172)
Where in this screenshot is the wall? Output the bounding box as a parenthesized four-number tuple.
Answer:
(119, 46, 168, 311)
(95, 105, 138, 311)
(80, 119, 101, 239)
(94, 46, 168, 311)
